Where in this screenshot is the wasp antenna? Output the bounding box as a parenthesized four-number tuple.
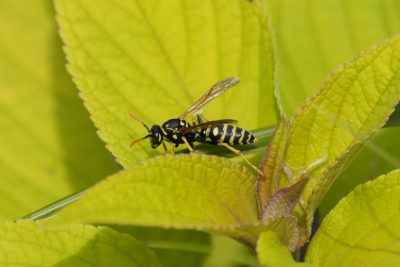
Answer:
(129, 112, 151, 132)
(130, 135, 150, 147)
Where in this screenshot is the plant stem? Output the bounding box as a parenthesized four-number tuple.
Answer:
(22, 189, 88, 220)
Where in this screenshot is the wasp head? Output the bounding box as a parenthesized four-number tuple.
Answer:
(148, 125, 163, 148)
(129, 113, 164, 149)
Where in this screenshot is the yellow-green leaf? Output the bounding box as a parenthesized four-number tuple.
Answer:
(264, 0, 400, 223)
(55, 0, 278, 167)
(257, 231, 313, 267)
(50, 153, 305, 249)
(306, 169, 400, 267)
(0, 0, 117, 219)
(0, 220, 159, 267)
(52, 154, 259, 228)
(282, 35, 400, 213)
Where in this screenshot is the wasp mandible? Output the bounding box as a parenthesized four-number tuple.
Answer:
(129, 77, 259, 172)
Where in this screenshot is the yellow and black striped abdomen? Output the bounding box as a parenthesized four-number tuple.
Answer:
(205, 124, 256, 145)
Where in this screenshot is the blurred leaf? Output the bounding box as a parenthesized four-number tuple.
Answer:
(55, 0, 279, 167)
(306, 169, 400, 267)
(116, 226, 262, 267)
(114, 226, 211, 267)
(264, 0, 400, 116)
(0, 0, 118, 219)
(257, 231, 313, 267)
(320, 126, 400, 217)
(204, 235, 259, 267)
(0, 220, 160, 267)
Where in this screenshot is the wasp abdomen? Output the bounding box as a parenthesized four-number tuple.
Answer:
(205, 124, 255, 145)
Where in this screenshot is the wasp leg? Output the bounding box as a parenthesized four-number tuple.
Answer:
(162, 141, 175, 154)
(182, 136, 194, 152)
(191, 114, 207, 126)
(169, 145, 176, 154)
(197, 114, 208, 122)
(162, 141, 169, 153)
(196, 115, 203, 124)
(218, 143, 262, 175)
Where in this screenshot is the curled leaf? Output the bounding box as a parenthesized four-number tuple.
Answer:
(257, 117, 289, 212)
(262, 177, 309, 221)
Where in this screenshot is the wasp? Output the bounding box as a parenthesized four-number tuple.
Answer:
(129, 77, 259, 172)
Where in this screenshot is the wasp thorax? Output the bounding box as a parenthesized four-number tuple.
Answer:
(149, 125, 163, 148)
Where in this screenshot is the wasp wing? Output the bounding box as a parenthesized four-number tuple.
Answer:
(178, 119, 238, 134)
(179, 77, 240, 119)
